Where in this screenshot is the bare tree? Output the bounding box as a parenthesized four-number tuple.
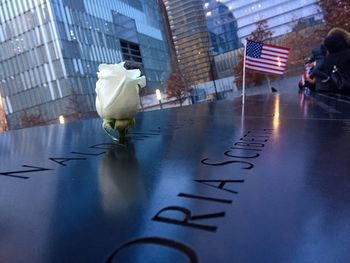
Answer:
(67, 90, 83, 120)
(20, 112, 47, 128)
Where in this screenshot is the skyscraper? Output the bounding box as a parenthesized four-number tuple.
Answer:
(158, 0, 178, 70)
(204, 0, 241, 54)
(0, 0, 170, 129)
(163, 0, 212, 85)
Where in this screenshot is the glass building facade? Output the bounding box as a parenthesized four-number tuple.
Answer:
(204, 0, 241, 54)
(163, 0, 212, 85)
(203, 0, 321, 44)
(0, 0, 170, 129)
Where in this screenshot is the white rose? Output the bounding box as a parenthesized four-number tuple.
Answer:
(95, 62, 146, 120)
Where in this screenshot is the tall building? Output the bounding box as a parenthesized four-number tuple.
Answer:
(158, 0, 178, 70)
(204, 0, 241, 54)
(163, 0, 212, 85)
(0, 0, 170, 129)
(203, 0, 321, 43)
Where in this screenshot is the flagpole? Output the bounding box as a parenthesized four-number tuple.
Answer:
(242, 39, 247, 105)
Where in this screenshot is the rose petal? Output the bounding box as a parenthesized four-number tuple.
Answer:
(126, 68, 141, 79)
(137, 76, 146, 88)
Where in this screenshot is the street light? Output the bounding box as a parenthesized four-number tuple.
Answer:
(207, 49, 219, 100)
(156, 89, 163, 109)
(59, 115, 65, 124)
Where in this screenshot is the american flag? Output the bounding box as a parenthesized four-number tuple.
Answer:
(245, 40, 290, 75)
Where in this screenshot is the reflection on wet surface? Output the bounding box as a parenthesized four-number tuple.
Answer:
(98, 145, 144, 216)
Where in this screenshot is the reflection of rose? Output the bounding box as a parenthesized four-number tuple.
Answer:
(98, 145, 143, 215)
(95, 62, 146, 120)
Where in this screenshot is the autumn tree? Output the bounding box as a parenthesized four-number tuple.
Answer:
(165, 70, 189, 106)
(318, 0, 350, 32)
(233, 19, 273, 87)
(280, 23, 324, 70)
(0, 103, 7, 132)
(249, 19, 273, 42)
(0, 117, 6, 132)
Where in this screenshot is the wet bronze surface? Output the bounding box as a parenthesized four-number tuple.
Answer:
(1, 89, 350, 262)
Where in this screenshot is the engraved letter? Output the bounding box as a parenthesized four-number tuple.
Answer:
(49, 157, 86, 166)
(152, 206, 225, 232)
(234, 142, 265, 148)
(240, 137, 268, 142)
(106, 237, 198, 263)
(89, 143, 118, 150)
(224, 150, 260, 159)
(201, 158, 253, 169)
(0, 165, 52, 179)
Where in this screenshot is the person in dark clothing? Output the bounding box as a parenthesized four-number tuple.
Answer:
(324, 28, 350, 53)
(323, 27, 350, 92)
(311, 44, 331, 91)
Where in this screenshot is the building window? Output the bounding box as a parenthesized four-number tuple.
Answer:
(120, 39, 143, 64)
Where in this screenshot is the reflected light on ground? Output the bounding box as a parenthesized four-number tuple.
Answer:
(273, 93, 280, 130)
(299, 93, 309, 117)
(156, 89, 162, 100)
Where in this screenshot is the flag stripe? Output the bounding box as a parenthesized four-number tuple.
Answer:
(261, 49, 289, 58)
(264, 43, 290, 51)
(263, 45, 290, 54)
(246, 62, 286, 72)
(246, 61, 285, 72)
(246, 57, 287, 67)
(245, 64, 284, 75)
(261, 54, 288, 63)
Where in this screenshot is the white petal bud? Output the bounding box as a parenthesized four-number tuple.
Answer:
(95, 62, 146, 120)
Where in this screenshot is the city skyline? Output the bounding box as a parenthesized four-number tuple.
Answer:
(0, 0, 329, 131)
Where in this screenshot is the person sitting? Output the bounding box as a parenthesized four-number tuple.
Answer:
(323, 27, 350, 92)
(311, 44, 331, 91)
